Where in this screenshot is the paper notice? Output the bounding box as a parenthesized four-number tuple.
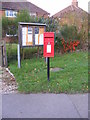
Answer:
(28, 27, 32, 34)
(39, 34, 43, 45)
(35, 34, 38, 45)
(22, 27, 27, 34)
(28, 34, 32, 42)
(47, 44, 51, 53)
(22, 34, 26, 46)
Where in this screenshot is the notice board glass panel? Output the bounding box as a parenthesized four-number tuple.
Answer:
(22, 26, 33, 46)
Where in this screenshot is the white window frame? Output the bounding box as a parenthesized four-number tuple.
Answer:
(5, 10, 17, 18)
(30, 12, 36, 16)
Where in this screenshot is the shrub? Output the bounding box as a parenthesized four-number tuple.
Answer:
(60, 12, 88, 50)
(60, 24, 78, 41)
(61, 38, 80, 53)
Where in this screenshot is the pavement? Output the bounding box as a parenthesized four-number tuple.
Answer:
(2, 93, 88, 118)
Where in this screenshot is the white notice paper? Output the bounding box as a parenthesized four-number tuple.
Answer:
(22, 27, 27, 34)
(22, 34, 26, 46)
(35, 34, 38, 45)
(28, 34, 32, 42)
(28, 27, 32, 34)
(47, 45, 51, 53)
(39, 34, 43, 45)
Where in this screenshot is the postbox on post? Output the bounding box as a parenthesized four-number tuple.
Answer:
(43, 32, 54, 81)
(43, 32, 54, 57)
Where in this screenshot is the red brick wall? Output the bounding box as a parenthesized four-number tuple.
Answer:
(0, 10, 5, 19)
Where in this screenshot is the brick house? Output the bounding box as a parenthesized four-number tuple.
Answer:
(0, 1, 50, 19)
(53, 0, 88, 50)
(0, 1, 50, 41)
(53, 0, 88, 28)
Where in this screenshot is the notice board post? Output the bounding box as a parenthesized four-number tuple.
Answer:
(18, 22, 46, 68)
(43, 32, 54, 81)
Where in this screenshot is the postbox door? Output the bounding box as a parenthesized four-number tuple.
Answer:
(44, 37, 54, 57)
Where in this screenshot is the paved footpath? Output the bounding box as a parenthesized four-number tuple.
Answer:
(2, 93, 88, 118)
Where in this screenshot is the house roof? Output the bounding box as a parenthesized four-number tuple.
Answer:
(53, 0, 88, 18)
(1, 1, 50, 16)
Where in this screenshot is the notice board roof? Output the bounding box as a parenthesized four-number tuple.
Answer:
(18, 22, 46, 26)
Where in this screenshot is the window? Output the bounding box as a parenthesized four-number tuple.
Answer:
(5, 10, 17, 17)
(30, 12, 36, 16)
(10, 11, 13, 16)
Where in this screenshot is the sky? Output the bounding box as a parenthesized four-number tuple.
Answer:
(27, 0, 90, 16)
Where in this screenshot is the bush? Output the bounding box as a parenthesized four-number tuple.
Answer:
(54, 24, 81, 54)
(60, 24, 78, 41)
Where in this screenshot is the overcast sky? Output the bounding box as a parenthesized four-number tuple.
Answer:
(27, 0, 90, 16)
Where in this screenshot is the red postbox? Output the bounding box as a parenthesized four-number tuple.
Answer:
(43, 32, 54, 57)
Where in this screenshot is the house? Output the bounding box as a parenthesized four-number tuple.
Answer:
(53, 0, 88, 50)
(0, 1, 50, 19)
(53, 0, 88, 28)
(1, 0, 50, 40)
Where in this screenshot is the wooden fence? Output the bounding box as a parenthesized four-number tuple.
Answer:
(0, 40, 7, 67)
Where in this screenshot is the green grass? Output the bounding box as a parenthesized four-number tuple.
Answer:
(6, 43, 42, 63)
(8, 51, 88, 94)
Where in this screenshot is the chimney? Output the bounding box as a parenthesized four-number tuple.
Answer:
(72, 0, 78, 7)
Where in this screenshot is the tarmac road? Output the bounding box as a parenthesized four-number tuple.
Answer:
(2, 93, 88, 118)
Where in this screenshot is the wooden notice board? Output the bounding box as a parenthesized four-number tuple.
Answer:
(18, 22, 46, 47)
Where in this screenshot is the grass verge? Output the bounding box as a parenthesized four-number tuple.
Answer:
(8, 51, 88, 94)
